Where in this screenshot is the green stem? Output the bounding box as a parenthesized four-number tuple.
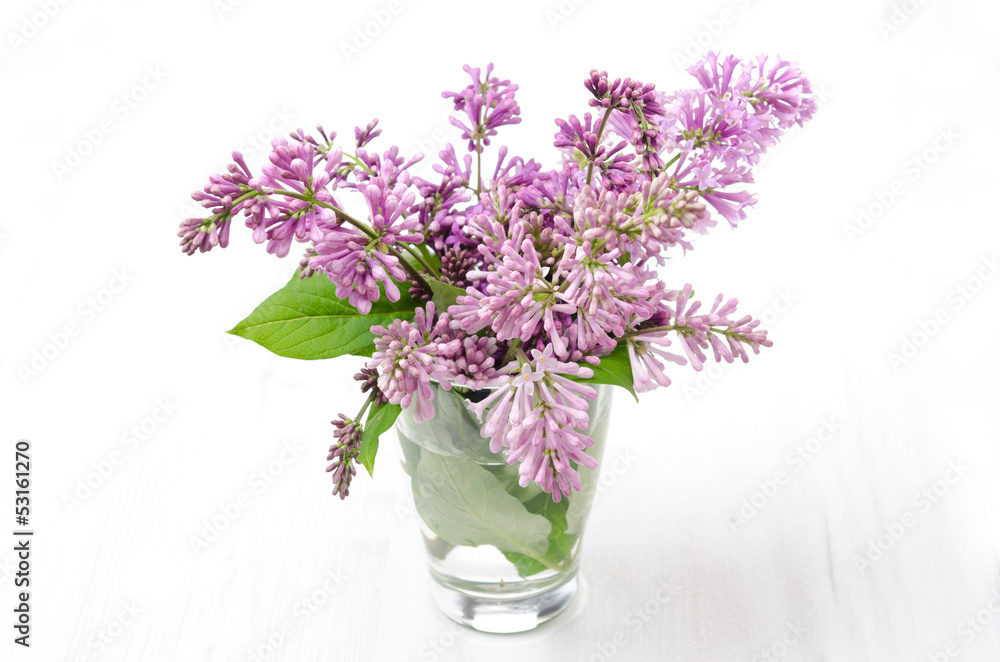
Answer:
(345, 153, 373, 175)
(272, 189, 374, 236)
(198, 190, 259, 230)
(502, 338, 523, 364)
(625, 323, 743, 339)
(475, 137, 483, 200)
(625, 324, 679, 338)
(661, 151, 682, 172)
(399, 242, 439, 277)
(416, 242, 436, 266)
(355, 392, 377, 424)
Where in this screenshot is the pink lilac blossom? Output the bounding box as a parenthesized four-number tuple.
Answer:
(448, 335, 500, 389)
(179, 151, 266, 255)
(470, 346, 598, 501)
(624, 284, 771, 380)
(554, 113, 636, 190)
(451, 234, 576, 356)
(626, 332, 687, 393)
(491, 146, 544, 188)
(307, 175, 424, 313)
(368, 303, 460, 423)
(255, 137, 343, 257)
(556, 241, 655, 354)
(443, 63, 522, 152)
(410, 145, 474, 249)
(689, 53, 816, 129)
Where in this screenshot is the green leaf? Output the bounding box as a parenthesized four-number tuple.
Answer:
(483, 463, 545, 503)
(427, 278, 466, 312)
(502, 551, 550, 578)
(573, 344, 638, 401)
(227, 275, 417, 359)
(412, 451, 553, 559)
(358, 402, 401, 476)
(503, 492, 577, 578)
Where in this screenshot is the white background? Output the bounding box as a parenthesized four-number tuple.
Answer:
(2, 0, 1000, 660)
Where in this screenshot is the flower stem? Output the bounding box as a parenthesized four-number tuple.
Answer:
(503, 338, 523, 364)
(399, 242, 440, 277)
(475, 137, 483, 200)
(624, 323, 680, 338)
(345, 153, 373, 175)
(625, 322, 741, 339)
(355, 392, 377, 424)
(661, 151, 682, 172)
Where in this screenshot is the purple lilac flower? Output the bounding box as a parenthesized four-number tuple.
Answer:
(449, 335, 500, 389)
(584, 70, 624, 109)
(554, 113, 636, 189)
(667, 88, 770, 167)
(452, 235, 576, 356)
(678, 287, 772, 365)
(290, 125, 347, 169)
(583, 71, 662, 115)
(179, 152, 267, 255)
(515, 162, 582, 217)
(308, 224, 403, 314)
(353, 145, 423, 188)
(355, 119, 382, 148)
(308, 176, 423, 314)
(368, 303, 460, 423)
(326, 414, 361, 499)
(742, 55, 816, 128)
(251, 137, 349, 257)
(178, 217, 230, 256)
(556, 241, 654, 353)
(410, 145, 474, 249)
(553, 179, 694, 266)
(438, 245, 479, 289)
(297, 247, 318, 279)
(624, 174, 710, 260)
(658, 285, 771, 372)
(689, 53, 816, 130)
(626, 332, 687, 392)
(443, 63, 521, 152)
(698, 188, 756, 227)
(354, 366, 388, 407)
(470, 345, 598, 501)
(585, 73, 667, 171)
(491, 146, 544, 189)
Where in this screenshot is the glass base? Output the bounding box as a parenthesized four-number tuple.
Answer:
(428, 568, 580, 633)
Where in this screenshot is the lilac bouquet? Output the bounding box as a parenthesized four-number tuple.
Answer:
(179, 54, 815, 505)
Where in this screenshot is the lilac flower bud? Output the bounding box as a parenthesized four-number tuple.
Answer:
(442, 64, 521, 152)
(326, 414, 362, 499)
(355, 119, 382, 148)
(354, 367, 389, 407)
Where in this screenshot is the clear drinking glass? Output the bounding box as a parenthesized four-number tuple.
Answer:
(396, 383, 613, 633)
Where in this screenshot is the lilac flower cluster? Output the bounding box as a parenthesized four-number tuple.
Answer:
(327, 414, 362, 500)
(471, 346, 598, 501)
(179, 54, 814, 500)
